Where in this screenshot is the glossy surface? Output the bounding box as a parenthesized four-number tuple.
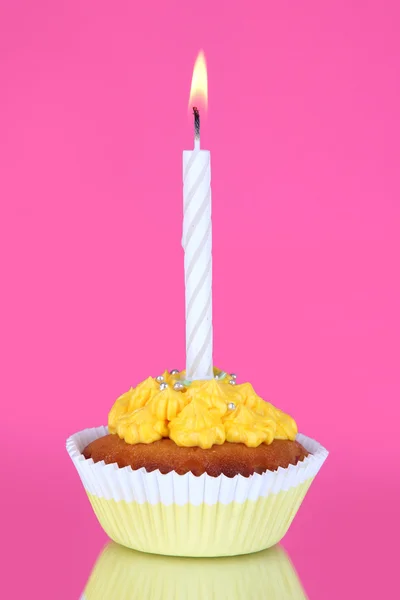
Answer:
(4, 442, 399, 597)
(9, 464, 400, 600)
(1, 0, 399, 597)
(82, 542, 308, 599)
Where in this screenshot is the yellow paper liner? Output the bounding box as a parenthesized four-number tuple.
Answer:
(67, 426, 327, 556)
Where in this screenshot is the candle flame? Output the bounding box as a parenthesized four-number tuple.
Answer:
(189, 50, 208, 110)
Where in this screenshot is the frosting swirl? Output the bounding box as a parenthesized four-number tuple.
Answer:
(223, 404, 276, 447)
(169, 398, 226, 449)
(108, 369, 298, 448)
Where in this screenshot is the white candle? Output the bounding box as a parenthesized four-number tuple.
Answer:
(182, 53, 213, 381)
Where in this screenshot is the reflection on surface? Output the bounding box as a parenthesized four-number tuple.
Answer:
(82, 542, 307, 599)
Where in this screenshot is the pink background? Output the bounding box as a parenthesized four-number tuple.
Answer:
(1, 1, 399, 597)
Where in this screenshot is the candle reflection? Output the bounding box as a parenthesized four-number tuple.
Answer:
(81, 542, 307, 599)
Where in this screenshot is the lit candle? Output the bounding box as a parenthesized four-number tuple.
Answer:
(182, 51, 213, 381)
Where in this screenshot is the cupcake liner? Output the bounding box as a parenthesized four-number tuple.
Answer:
(67, 426, 327, 504)
(67, 426, 328, 556)
(81, 541, 308, 600)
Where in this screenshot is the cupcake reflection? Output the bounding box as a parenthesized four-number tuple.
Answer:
(82, 542, 307, 599)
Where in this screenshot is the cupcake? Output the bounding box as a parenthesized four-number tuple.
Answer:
(82, 540, 307, 600)
(67, 367, 328, 557)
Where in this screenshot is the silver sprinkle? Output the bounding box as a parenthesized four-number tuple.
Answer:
(215, 371, 227, 380)
(228, 402, 236, 410)
(159, 382, 168, 391)
(230, 373, 237, 380)
(173, 382, 185, 391)
(170, 369, 180, 375)
(229, 379, 236, 386)
(155, 375, 164, 383)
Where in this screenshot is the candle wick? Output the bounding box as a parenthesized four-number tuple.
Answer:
(193, 106, 200, 148)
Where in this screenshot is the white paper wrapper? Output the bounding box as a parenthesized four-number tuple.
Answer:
(66, 426, 328, 506)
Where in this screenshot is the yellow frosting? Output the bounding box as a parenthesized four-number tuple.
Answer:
(186, 378, 241, 416)
(108, 370, 298, 448)
(223, 405, 276, 447)
(148, 387, 190, 421)
(115, 405, 168, 444)
(169, 399, 226, 449)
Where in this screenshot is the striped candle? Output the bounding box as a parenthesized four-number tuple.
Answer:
(182, 104, 213, 381)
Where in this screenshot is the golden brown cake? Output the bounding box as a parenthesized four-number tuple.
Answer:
(83, 435, 308, 477)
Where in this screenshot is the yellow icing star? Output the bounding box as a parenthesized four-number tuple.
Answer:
(223, 404, 276, 447)
(108, 377, 159, 433)
(235, 383, 297, 440)
(235, 382, 265, 411)
(108, 388, 132, 433)
(147, 386, 190, 421)
(187, 378, 241, 415)
(169, 399, 225, 449)
(255, 401, 298, 440)
(116, 405, 168, 444)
